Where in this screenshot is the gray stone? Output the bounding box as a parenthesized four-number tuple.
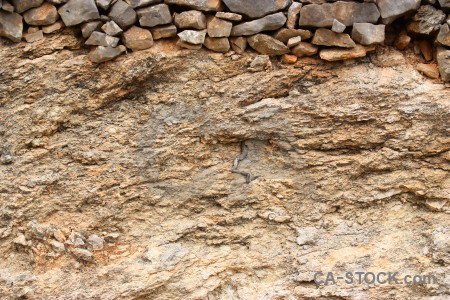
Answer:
(231, 12, 287, 36)
(177, 29, 206, 44)
(299, 2, 380, 27)
(351, 23, 385, 45)
(11, 0, 43, 14)
(81, 21, 103, 38)
(2, 1, 14, 12)
(312, 28, 356, 48)
(438, 0, 450, 10)
(58, 0, 100, 27)
(287, 2, 302, 29)
(376, 0, 421, 23)
(437, 46, 450, 81)
(127, 0, 161, 8)
(49, 240, 65, 252)
(0, 10, 23, 42)
(13, 234, 31, 247)
(87, 234, 104, 250)
(72, 248, 94, 261)
(151, 24, 177, 39)
(109, 0, 137, 29)
(215, 11, 242, 22)
(88, 45, 126, 63)
(332, 19, 346, 33)
(164, 0, 222, 12)
(203, 36, 230, 52)
(96, 0, 112, 10)
(23, 29, 43, 42)
(273, 28, 312, 43)
(23, 3, 58, 26)
(85, 31, 120, 47)
(406, 5, 446, 37)
(436, 24, 450, 47)
(122, 26, 154, 50)
(207, 17, 232, 37)
(174, 10, 206, 29)
(102, 21, 123, 36)
(223, 0, 292, 19)
(248, 33, 290, 56)
(291, 42, 318, 57)
(139, 3, 171, 28)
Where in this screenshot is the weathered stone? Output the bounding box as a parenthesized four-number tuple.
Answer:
(87, 234, 104, 251)
(102, 21, 123, 36)
(27, 26, 39, 34)
(248, 33, 290, 56)
(437, 46, 450, 81)
(139, 3, 171, 28)
(58, 0, 100, 27)
(49, 240, 65, 252)
(299, 2, 380, 27)
(109, 0, 137, 29)
(223, 0, 291, 19)
(127, 0, 161, 8)
(395, 30, 411, 50)
(1, 1, 14, 12)
(332, 19, 345, 33)
(203, 36, 230, 52)
(207, 17, 232, 37)
(406, 5, 446, 37)
(96, 0, 112, 10)
(164, 0, 222, 12)
(230, 36, 246, 53)
(351, 23, 385, 46)
(312, 28, 356, 48)
(122, 26, 154, 50)
(151, 24, 177, 39)
(81, 21, 103, 38)
(273, 28, 312, 43)
(249, 54, 271, 71)
(88, 45, 126, 63)
(86, 31, 120, 47)
(438, 0, 450, 10)
(376, 0, 421, 23)
(176, 39, 202, 49)
(291, 42, 318, 57)
(178, 29, 206, 44)
(23, 3, 58, 26)
(24, 30, 44, 42)
(42, 21, 65, 34)
(11, 0, 43, 14)
(416, 63, 440, 79)
(174, 10, 206, 29)
(287, 2, 301, 29)
(281, 54, 297, 64)
(287, 36, 301, 47)
(13, 234, 31, 247)
(436, 24, 450, 47)
(231, 12, 286, 36)
(215, 11, 242, 22)
(72, 248, 94, 261)
(0, 10, 22, 42)
(320, 44, 368, 61)
(418, 40, 433, 61)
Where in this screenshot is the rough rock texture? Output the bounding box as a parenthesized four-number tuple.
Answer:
(223, 0, 292, 19)
(231, 12, 287, 36)
(0, 10, 23, 42)
(0, 36, 449, 299)
(58, 0, 100, 27)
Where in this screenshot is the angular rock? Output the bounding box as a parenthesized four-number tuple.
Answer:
(416, 63, 440, 79)
(2, 1, 15, 12)
(96, 0, 112, 10)
(395, 30, 411, 50)
(177, 29, 206, 44)
(81, 21, 103, 38)
(42, 21, 65, 34)
(203, 36, 230, 52)
(299, 2, 380, 27)
(151, 24, 177, 39)
(24, 30, 43, 42)
(320, 45, 368, 61)
(249, 55, 271, 72)
(248, 34, 290, 56)
(281, 54, 297, 64)
(58, 0, 100, 27)
(438, 0, 450, 10)
(128, 0, 161, 8)
(164, 0, 222, 12)
(351, 23, 385, 46)
(88, 45, 126, 63)
(139, 3, 171, 28)
(85, 31, 120, 47)
(437, 46, 450, 81)
(418, 40, 433, 61)
(72, 248, 94, 261)
(273, 28, 312, 43)
(23, 3, 58, 26)
(176, 39, 202, 49)
(332, 19, 345, 33)
(102, 21, 123, 36)
(109, 0, 137, 29)
(49, 240, 65, 252)
(287, 36, 301, 47)
(231, 12, 286, 36)
(123, 26, 154, 50)
(287, 2, 301, 29)
(223, 0, 291, 19)
(376, 0, 421, 23)
(406, 5, 446, 37)
(215, 12, 242, 22)
(11, 0, 43, 14)
(174, 10, 206, 30)
(0, 11, 23, 42)
(436, 24, 450, 47)
(230, 36, 246, 53)
(87, 234, 104, 251)
(291, 42, 318, 57)
(207, 17, 232, 37)
(312, 28, 356, 48)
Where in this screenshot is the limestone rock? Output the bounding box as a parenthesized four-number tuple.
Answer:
(231, 12, 286, 36)
(138, 3, 171, 28)
(23, 3, 58, 26)
(102, 21, 123, 36)
(11, 0, 43, 14)
(223, 0, 292, 19)
(273, 28, 312, 43)
(109, 0, 137, 29)
(203, 36, 230, 52)
(87, 234, 104, 251)
(351, 23, 385, 45)
(1, 1, 14, 12)
(72, 248, 94, 261)
(85, 31, 119, 47)
(164, 0, 222, 12)
(332, 19, 345, 33)
(174, 10, 206, 30)
(49, 240, 65, 252)
(0, 10, 23, 42)
(416, 63, 440, 79)
(248, 33, 290, 56)
(151, 24, 177, 40)
(207, 17, 232, 37)
(376, 0, 421, 23)
(23, 29, 43, 42)
(281, 54, 297, 64)
(287, 36, 301, 47)
(299, 2, 380, 27)
(287, 1, 301, 29)
(320, 44, 368, 61)
(215, 11, 242, 22)
(406, 5, 446, 37)
(436, 24, 450, 47)
(88, 45, 126, 63)
(42, 21, 65, 34)
(122, 26, 154, 50)
(312, 28, 356, 48)
(177, 29, 206, 44)
(437, 46, 450, 81)
(176, 39, 202, 49)
(81, 21, 103, 38)
(291, 42, 318, 57)
(127, 0, 161, 8)
(58, 0, 100, 27)
(230, 36, 246, 53)
(96, 0, 112, 10)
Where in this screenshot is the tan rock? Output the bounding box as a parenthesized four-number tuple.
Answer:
(203, 37, 230, 53)
(207, 17, 232, 38)
(23, 3, 58, 26)
(248, 34, 290, 56)
(281, 54, 297, 64)
(320, 45, 368, 61)
(215, 11, 242, 22)
(273, 28, 312, 43)
(291, 42, 318, 57)
(312, 28, 356, 48)
(122, 26, 154, 50)
(395, 31, 411, 50)
(416, 63, 440, 79)
(230, 36, 247, 54)
(23, 30, 44, 42)
(176, 39, 202, 49)
(418, 40, 433, 61)
(287, 36, 301, 48)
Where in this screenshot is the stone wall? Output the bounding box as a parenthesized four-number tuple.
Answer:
(0, 0, 450, 80)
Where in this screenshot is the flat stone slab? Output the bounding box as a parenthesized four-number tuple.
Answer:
(312, 28, 356, 48)
(223, 0, 291, 19)
(248, 33, 290, 56)
(231, 12, 286, 36)
(320, 44, 368, 61)
(351, 23, 385, 45)
(437, 46, 450, 81)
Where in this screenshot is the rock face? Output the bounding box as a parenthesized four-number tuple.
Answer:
(223, 0, 292, 19)
(88, 45, 126, 62)
(231, 12, 287, 36)
(0, 10, 23, 42)
(58, 0, 100, 27)
(320, 44, 368, 61)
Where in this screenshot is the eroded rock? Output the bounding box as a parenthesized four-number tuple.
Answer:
(231, 12, 286, 36)
(248, 33, 290, 56)
(58, 0, 100, 27)
(223, 0, 291, 19)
